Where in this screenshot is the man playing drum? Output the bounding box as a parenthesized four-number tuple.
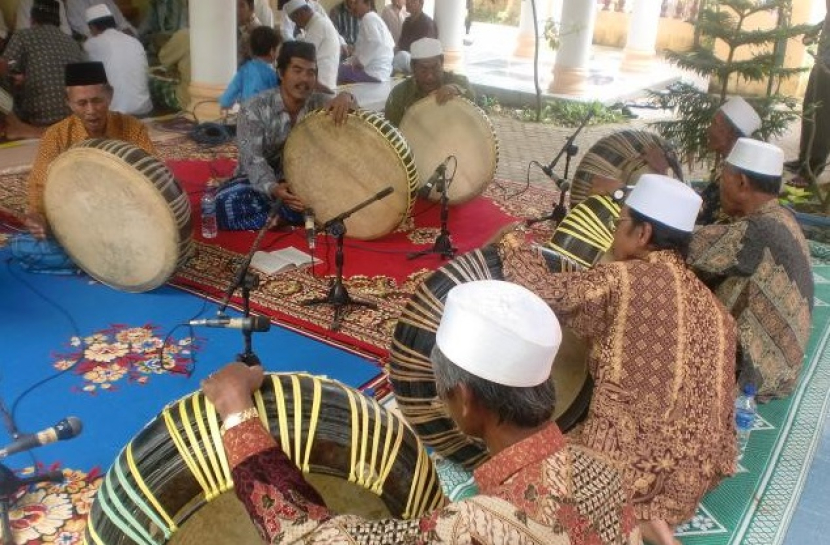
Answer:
(384, 37, 474, 127)
(203, 280, 641, 544)
(220, 41, 356, 230)
(13, 61, 155, 273)
(689, 139, 813, 401)
(496, 175, 737, 545)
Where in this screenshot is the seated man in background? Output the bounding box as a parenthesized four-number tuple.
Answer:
(218, 41, 356, 230)
(0, 0, 84, 139)
(137, 0, 188, 58)
(13, 62, 155, 272)
(380, 0, 406, 44)
(65, 0, 135, 38)
(689, 138, 814, 401)
(16, 0, 72, 35)
(202, 280, 641, 544)
(497, 174, 737, 544)
(285, 0, 341, 93)
(393, 0, 438, 73)
(337, 0, 394, 84)
(155, 27, 191, 111)
(84, 4, 153, 116)
(219, 26, 280, 112)
(237, 0, 264, 66)
(278, 0, 328, 42)
(329, 0, 359, 51)
(384, 38, 474, 127)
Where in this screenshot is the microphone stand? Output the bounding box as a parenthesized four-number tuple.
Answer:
(302, 188, 394, 331)
(408, 167, 456, 260)
(526, 110, 594, 227)
(216, 201, 281, 367)
(0, 464, 63, 545)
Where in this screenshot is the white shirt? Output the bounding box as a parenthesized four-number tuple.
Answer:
(255, 0, 273, 28)
(84, 28, 152, 115)
(66, 0, 135, 37)
(299, 12, 341, 91)
(379, 4, 406, 44)
(279, 0, 327, 42)
(16, 0, 72, 35)
(352, 11, 394, 82)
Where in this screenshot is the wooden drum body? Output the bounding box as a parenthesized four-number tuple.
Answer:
(389, 246, 593, 470)
(44, 139, 193, 293)
(84, 373, 444, 545)
(545, 195, 620, 270)
(398, 97, 499, 205)
(283, 109, 418, 240)
(570, 129, 682, 206)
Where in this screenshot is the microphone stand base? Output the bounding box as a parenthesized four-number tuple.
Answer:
(407, 232, 457, 261)
(302, 281, 377, 332)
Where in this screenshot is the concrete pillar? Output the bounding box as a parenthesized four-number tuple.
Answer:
(188, 0, 237, 120)
(434, 0, 466, 73)
(549, 0, 597, 95)
(515, 0, 552, 58)
(621, 0, 662, 72)
(423, 0, 435, 18)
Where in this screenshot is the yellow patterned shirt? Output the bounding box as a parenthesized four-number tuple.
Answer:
(26, 112, 156, 220)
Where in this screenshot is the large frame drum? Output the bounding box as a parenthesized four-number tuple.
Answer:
(398, 97, 499, 205)
(44, 138, 193, 293)
(569, 129, 682, 206)
(84, 373, 445, 544)
(283, 109, 418, 240)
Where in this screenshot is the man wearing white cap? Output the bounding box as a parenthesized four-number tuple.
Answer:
(202, 280, 641, 544)
(689, 138, 814, 400)
(65, 0, 135, 38)
(497, 174, 737, 544)
(285, 0, 341, 92)
(84, 4, 152, 116)
(384, 37, 474, 127)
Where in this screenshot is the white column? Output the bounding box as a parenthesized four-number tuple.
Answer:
(433, 0, 467, 73)
(423, 0, 435, 18)
(549, 0, 597, 95)
(189, 0, 237, 120)
(621, 0, 662, 72)
(515, 0, 552, 58)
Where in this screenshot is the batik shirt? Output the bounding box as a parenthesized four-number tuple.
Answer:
(499, 241, 737, 526)
(689, 200, 814, 400)
(384, 72, 475, 127)
(27, 113, 156, 219)
(1, 25, 84, 125)
(224, 419, 641, 544)
(330, 1, 359, 45)
(235, 89, 329, 198)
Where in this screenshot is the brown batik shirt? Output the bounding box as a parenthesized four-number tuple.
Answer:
(499, 240, 737, 526)
(689, 200, 814, 400)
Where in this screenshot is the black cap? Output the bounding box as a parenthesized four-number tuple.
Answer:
(32, 0, 61, 26)
(65, 62, 109, 87)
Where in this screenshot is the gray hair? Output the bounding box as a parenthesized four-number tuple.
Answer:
(431, 345, 555, 428)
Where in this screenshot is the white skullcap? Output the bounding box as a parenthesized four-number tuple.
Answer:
(719, 97, 762, 137)
(726, 137, 784, 177)
(284, 0, 309, 15)
(85, 3, 112, 22)
(435, 280, 562, 388)
(410, 38, 443, 60)
(626, 174, 701, 233)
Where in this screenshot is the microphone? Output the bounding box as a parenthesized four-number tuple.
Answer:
(0, 417, 82, 459)
(418, 158, 450, 199)
(304, 208, 316, 250)
(188, 315, 271, 332)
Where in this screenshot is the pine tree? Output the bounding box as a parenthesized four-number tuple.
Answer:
(650, 0, 815, 168)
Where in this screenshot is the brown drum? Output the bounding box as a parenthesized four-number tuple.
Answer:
(389, 246, 593, 470)
(84, 373, 445, 545)
(570, 129, 683, 206)
(546, 195, 620, 269)
(44, 138, 193, 293)
(283, 109, 419, 240)
(398, 97, 499, 205)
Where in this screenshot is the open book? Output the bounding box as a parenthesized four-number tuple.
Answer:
(250, 246, 321, 276)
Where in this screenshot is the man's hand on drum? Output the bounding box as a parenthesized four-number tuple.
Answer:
(327, 92, 357, 126)
(435, 84, 462, 105)
(24, 212, 48, 240)
(485, 220, 525, 247)
(201, 362, 264, 419)
(590, 175, 624, 197)
(272, 182, 305, 212)
(642, 144, 670, 174)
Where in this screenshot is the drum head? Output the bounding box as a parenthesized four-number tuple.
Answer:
(44, 141, 191, 292)
(570, 129, 680, 206)
(284, 110, 416, 240)
(399, 97, 498, 205)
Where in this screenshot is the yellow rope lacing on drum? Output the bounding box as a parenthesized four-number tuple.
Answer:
(301, 376, 322, 472)
(114, 445, 173, 540)
(178, 398, 223, 499)
(126, 442, 178, 532)
(206, 399, 233, 486)
(291, 375, 305, 463)
(270, 375, 292, 454)
(192, 395, 233, 495)
(95, 466, 157, 544)
(163, 404, 212, 500)
(372, 406, 405, 495)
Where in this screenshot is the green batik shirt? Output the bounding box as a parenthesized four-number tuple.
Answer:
(383, 72, 475, 127)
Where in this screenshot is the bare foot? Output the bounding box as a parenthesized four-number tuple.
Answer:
(4, 113, 46, 141)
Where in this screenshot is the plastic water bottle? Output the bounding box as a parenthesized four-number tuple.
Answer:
(735, 383, 757, 462)
(201, 181, 218, 239)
